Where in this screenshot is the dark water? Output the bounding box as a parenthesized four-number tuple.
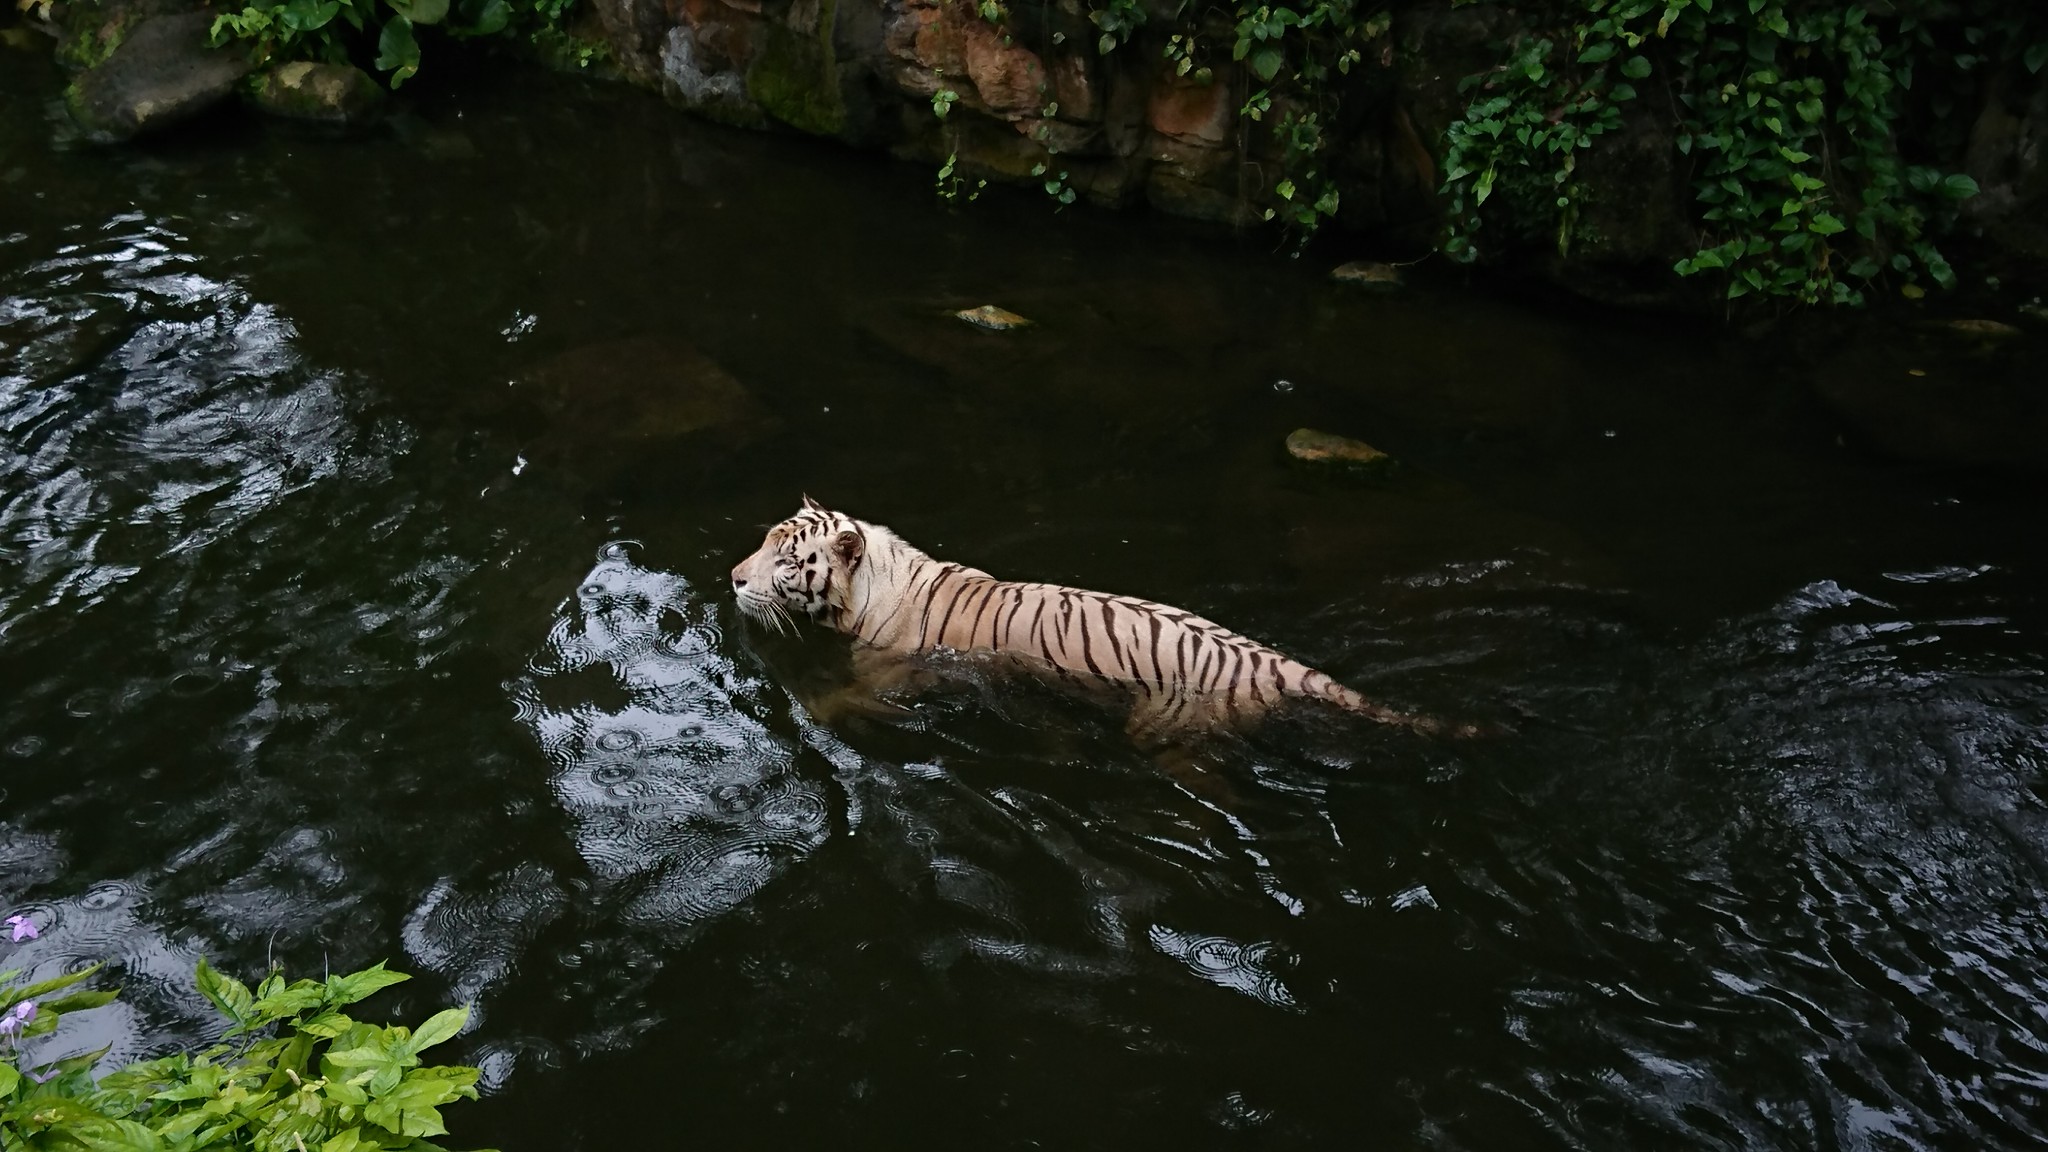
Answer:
(6, 44, 2048, 1151)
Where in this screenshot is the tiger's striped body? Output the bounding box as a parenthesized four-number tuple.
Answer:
(730, 498, 1448, 736)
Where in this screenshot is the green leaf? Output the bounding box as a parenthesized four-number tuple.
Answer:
(326, 963, 411, 1008)
(2027, 41, 2048, 74)
(1608, 82, 1636, 101)
(1250, 47, 1284, 81)
(391, 0, 449, 24)
(1621, 54, 1651, 79)
(12, 961, 104, 1003)
(322, 1128, 371, 1152)
(281, 0, 342, 32)
(469, 0, 510, 35)
(0, 1062, 19, 1097)
(376, 17, 422, 87)
(70, 1117, 164, 1152)
(1807, 213, 1846, 235)
(1473, 165, 1496, 206)
(300, 1011, 358, 1038)
(1578, 40, 1617, 64)
(196, 958, 254, 1023)
(1941, 173, 1979, 200)
(40, 989, 119, 1014)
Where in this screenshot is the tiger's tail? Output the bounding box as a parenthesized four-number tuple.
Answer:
(1295, 668, 1479, 738)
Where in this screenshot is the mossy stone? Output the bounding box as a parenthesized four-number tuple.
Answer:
(248, 61, 383, 125)
(1285, 428, 1397, 476)
(746, 0, 845, 139)
(65, 10, 252, 141)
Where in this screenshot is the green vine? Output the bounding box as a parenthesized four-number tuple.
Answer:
(208, 0, 594, 88)
(917, 0, 1394, 239)
(1442, 0, 2047, 306)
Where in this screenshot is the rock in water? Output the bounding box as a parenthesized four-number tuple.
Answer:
(1330, 261, 1403, 289)
(514, 337, 781, 478)
(249, 62, 383, 126)
(953, 304, 1033, 331)
(1938, 318, 2023, 340)
(1285, 428, 1396, 475)
(65, 12, 253, 142)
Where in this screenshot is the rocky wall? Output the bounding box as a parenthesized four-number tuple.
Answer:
(14, 0, 2048, 304)
(581, 0, 2048, 301)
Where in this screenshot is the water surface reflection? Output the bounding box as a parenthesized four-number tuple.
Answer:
(2, 47, 2047, 1152)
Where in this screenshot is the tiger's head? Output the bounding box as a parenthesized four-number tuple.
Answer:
(730, 496, 867, 634)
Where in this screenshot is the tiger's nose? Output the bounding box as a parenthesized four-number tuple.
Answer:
(730, 565, 748, 589)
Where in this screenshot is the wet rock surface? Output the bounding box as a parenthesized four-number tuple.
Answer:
(953, 303, 1032, 330)
(1330, 260, 1404, 289)
(248, 61, 384, 126)
(65, 11, 252, 141)
(1813, 320, 2047, 471)
(513, 337, 781, 476)
(1285, 427, 1397, 474)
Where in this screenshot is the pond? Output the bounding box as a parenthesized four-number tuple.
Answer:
(4, 47, 2047, 1151)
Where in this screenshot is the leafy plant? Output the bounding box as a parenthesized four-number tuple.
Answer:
(3, 921, 490, 1152)
(1089, 0, 1146, 56)
(1030, 161, 1077, 206)
(935, 152, 986, 203)
(1440, 0, 2044, 306)
(207, 0, 591, 88)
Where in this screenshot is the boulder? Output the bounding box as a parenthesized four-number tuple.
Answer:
(65, 11, 252, 142)
(953, 304, 1031, 330)
(1285, 428, 1397, 475)
(248, 62, 382, 126)
(520, 337, 778, 448)
(586, 0, 671, 87)
(1331, 260, 1403, 289)
(661, 22, 765, 128)
(1812, 325, 2048, 471)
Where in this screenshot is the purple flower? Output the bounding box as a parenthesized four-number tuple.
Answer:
(0, 1000, 33, 1041)
(4, 916, 35, 942)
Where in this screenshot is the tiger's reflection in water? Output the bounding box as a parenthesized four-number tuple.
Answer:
(403, 545, 829, 1069)
(405, 546, 1309, 1084)
(522, 546, 829, 926)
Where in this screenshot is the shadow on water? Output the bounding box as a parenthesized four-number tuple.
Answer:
(5, 43, 2048, 1151)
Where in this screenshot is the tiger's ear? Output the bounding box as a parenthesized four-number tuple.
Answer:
(831, 529, 863, 564)
(802, 494, 827, 513)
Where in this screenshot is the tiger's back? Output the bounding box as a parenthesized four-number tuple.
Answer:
(731, 499, 1457, 737)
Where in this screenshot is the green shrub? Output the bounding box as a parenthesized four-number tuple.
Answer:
(207, 0, 593, 88)
(1441, 0, 2048, 306)
(3, 936, 491, 1152)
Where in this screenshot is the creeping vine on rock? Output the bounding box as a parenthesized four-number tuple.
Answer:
(1441, 0, 2048, 307)
(207, 0, 598, 88)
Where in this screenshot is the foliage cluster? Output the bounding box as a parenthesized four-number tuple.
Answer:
(3, 944, 490, 1152)
(206, 0, 594, 88)
(1085, 0, 1393, 234)
(923, 0, 1391, 232)
(1440, 0, 2048, 305)
(918, 0, 2040, 305)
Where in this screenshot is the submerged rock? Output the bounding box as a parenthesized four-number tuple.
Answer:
(514, 336, 780, 477)
(954, 304, 1032, 331)
(1813, 329, 2048, 471)
(249, 61, 383, 126)
(1285, 428, 1396, 475)
(65, 11, 252, 142)
(1330, 261, 1403, 289)
(1936, 318, 2024, 340)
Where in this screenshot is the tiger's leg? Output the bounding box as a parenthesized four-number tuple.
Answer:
(1126, 690, 1244, 808)
(802, 646, 930, 725)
